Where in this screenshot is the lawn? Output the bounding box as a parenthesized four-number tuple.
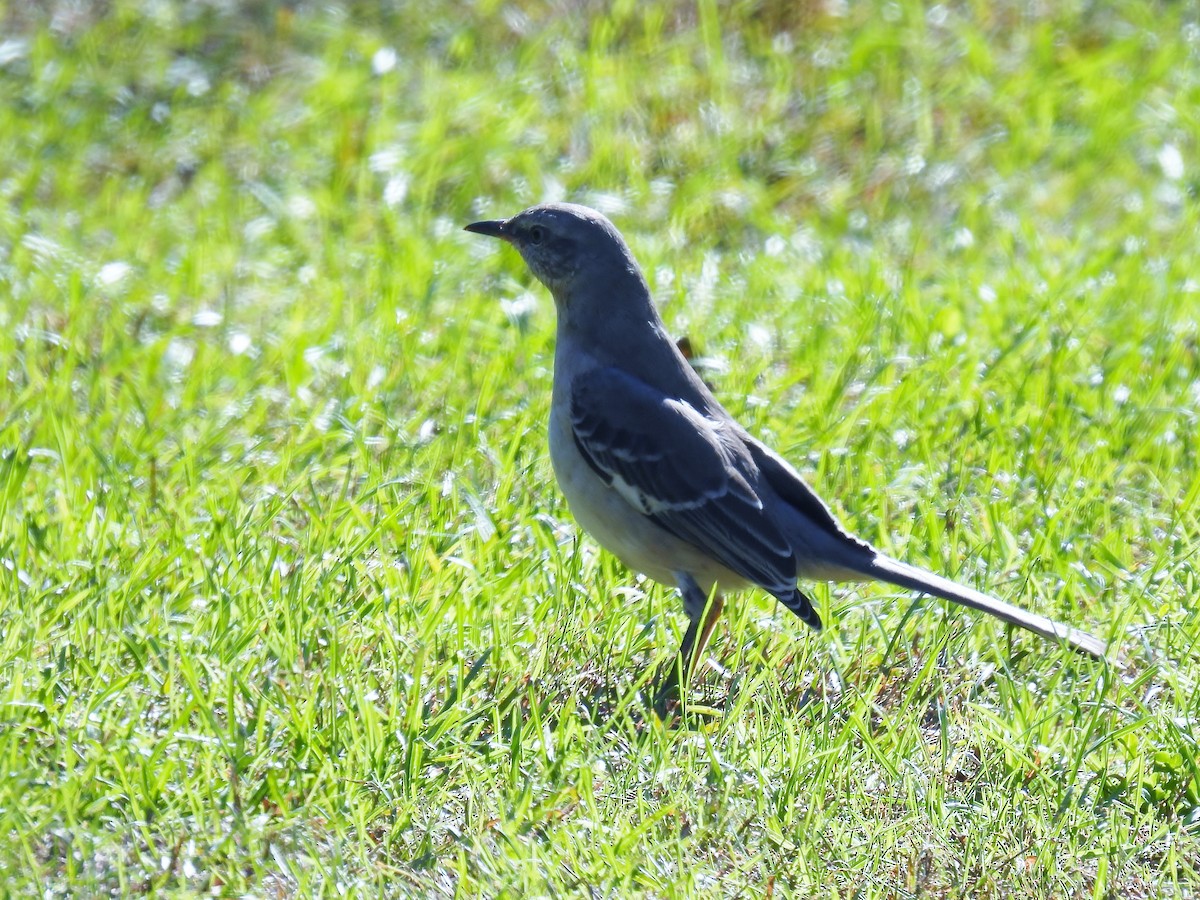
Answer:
(1, 0, 1198, 895)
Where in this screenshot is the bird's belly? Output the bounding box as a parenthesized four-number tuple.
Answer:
(547, 408, 744, 593)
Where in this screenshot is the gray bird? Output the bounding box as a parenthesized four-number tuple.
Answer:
(465, 203, 1107, 703)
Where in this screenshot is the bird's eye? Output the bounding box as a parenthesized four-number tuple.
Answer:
(528, 225, 546, 244)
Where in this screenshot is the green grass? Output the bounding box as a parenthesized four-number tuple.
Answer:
(1, 0, 1198, 895)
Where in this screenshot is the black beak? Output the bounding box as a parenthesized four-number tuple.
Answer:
(464, 218, 512, 241)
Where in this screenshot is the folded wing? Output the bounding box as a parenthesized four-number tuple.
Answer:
(570, 366, 799, 600)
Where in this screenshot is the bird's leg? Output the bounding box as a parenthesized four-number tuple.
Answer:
(689, 592, 726, 679)
(653, 574, 725, 712)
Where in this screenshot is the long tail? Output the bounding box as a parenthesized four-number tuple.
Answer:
(866, 554, 1108, 659)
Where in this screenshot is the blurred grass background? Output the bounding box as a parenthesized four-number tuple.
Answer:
(1, 0, 1198, 895)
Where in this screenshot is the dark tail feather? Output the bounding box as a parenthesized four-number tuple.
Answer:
(866, 554, 1107, 659)
(778, 587, 823, 631)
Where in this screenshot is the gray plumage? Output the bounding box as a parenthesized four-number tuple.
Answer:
(465, 203, 1107, 698)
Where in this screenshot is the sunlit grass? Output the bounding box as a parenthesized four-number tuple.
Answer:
(1, 1, 1198, 896)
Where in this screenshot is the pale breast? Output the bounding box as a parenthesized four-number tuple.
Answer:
(546, 401, 746, 594)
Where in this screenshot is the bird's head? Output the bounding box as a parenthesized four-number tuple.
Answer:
(465, 203, 646, 307)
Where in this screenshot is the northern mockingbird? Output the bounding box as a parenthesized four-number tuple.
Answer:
(466, 203, 1107, 702)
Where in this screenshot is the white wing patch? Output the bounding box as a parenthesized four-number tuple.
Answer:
(608, 472, 669, 515)
(608, 470, 728, 515)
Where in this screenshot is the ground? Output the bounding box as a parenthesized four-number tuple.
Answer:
(1, 0, 1198, 896)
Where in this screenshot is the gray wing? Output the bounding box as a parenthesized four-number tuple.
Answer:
(744, 437, 874, 555)
(569, 366, 799, 599)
